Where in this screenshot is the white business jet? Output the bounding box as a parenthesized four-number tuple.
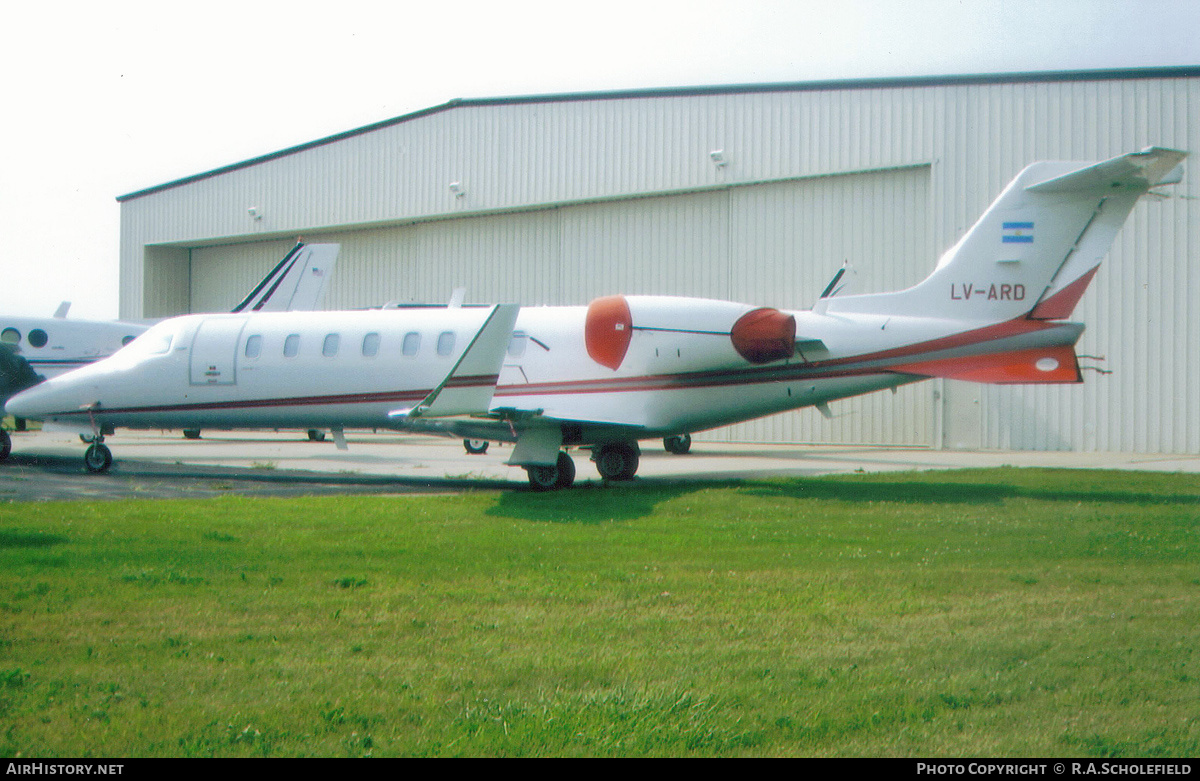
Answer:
(3, 147, 1186, 488)
(0, 242, 338, 441)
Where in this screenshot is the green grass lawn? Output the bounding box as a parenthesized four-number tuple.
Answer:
(1, 468, 1198, 757)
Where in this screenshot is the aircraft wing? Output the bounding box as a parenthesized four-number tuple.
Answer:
(389, 304, 521, 419)
(230, 243, 340, 313)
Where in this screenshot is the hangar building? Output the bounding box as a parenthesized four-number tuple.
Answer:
(117, 67, 1200, 454)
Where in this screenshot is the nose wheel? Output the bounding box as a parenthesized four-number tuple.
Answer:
(84, 441, 113, 473)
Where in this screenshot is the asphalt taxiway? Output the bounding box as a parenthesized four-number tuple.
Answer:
(1, 428, 1197, 502)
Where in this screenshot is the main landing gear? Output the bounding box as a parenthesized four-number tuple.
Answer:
(524, 450, 576, 491)
(592, 441, 640, 481)
(463, 438, 490, 454)
(524, 441, 645, 490)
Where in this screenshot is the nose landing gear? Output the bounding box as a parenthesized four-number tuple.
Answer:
(82, 405, 113, 473)
(84, 440, 112, 473)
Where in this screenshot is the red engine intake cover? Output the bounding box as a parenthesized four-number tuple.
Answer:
(585, 295, 633, 370)
(730, 308, 796, 364)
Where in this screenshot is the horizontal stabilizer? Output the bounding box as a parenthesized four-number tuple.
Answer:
(822, 146, 1187, 324)
(389, 304, 520, 419)
(1026, 147, 1188, 194)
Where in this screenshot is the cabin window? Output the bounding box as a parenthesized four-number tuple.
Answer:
(284, 333, 300, 358)
(244, 334, 262, 359)
(122, 335, 137, 346)
(27, 329, 48, 348)
(507, 331, 527, 357)
(323, 333, 340, 357)
(402, 332, 420, 357)
(362, 332, 381, 357)
(437, 331, 456, 357)
(1, 328, 19, 344)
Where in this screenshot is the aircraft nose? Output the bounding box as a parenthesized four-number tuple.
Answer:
(4, 379, 89, 421)
(4, 384, 51, 419)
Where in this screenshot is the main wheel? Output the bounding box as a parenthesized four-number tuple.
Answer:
(0, 429, 10, 462)
(664, 433, 692, 454)
(525, 451, 576, 490)
(183, 429, 202, 440)
(464, 438, 490, 454)
(593, 442, 640, 481)
(307, 429, 326, 442)
(84, 443, 112, 473)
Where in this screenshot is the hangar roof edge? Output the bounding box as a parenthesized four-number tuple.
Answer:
(116, 65, 1200, 203)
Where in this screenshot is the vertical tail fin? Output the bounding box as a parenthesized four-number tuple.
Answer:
(824, 147, 1187, 322)
(230, 243, 340, 313)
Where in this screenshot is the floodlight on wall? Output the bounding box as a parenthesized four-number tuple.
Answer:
(709, 150, 727, 167)
(247, 207, 263, 221)
(448, 181, 465, 198)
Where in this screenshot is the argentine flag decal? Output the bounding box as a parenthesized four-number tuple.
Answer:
(1002, 221, 1034, 243)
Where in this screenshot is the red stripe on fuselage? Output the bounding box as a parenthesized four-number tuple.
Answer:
(493, 315, 1071, 398)
(42, 375, 501, 418)
(56, 315, 1072, 419)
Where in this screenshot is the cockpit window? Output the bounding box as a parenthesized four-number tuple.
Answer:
(142, 331, 174, 355)
(118, 323, 175, 358)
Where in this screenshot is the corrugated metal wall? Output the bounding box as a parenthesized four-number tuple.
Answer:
(119, 71, 1200, 454)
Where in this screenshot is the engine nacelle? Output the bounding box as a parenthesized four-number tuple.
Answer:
(584, 295, 796, 370)
(730, 308, 796, 364)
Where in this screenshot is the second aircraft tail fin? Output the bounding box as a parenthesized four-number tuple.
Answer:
(231, 243, 340, 313)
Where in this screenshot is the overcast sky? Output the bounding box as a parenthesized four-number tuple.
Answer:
(1, 0, 1197, 319)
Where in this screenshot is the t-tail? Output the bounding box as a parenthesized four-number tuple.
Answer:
(231, 243, 339, 313)
(822, 147, 1187, 323)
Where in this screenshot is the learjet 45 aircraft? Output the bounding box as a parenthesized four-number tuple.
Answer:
(2, 147, 1186, 488)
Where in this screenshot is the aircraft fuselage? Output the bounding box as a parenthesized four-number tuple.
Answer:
(7, 297, 1082, 442)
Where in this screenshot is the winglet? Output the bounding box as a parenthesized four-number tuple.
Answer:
(390, 304, 520, 419)
(231, 243, 340, 313)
